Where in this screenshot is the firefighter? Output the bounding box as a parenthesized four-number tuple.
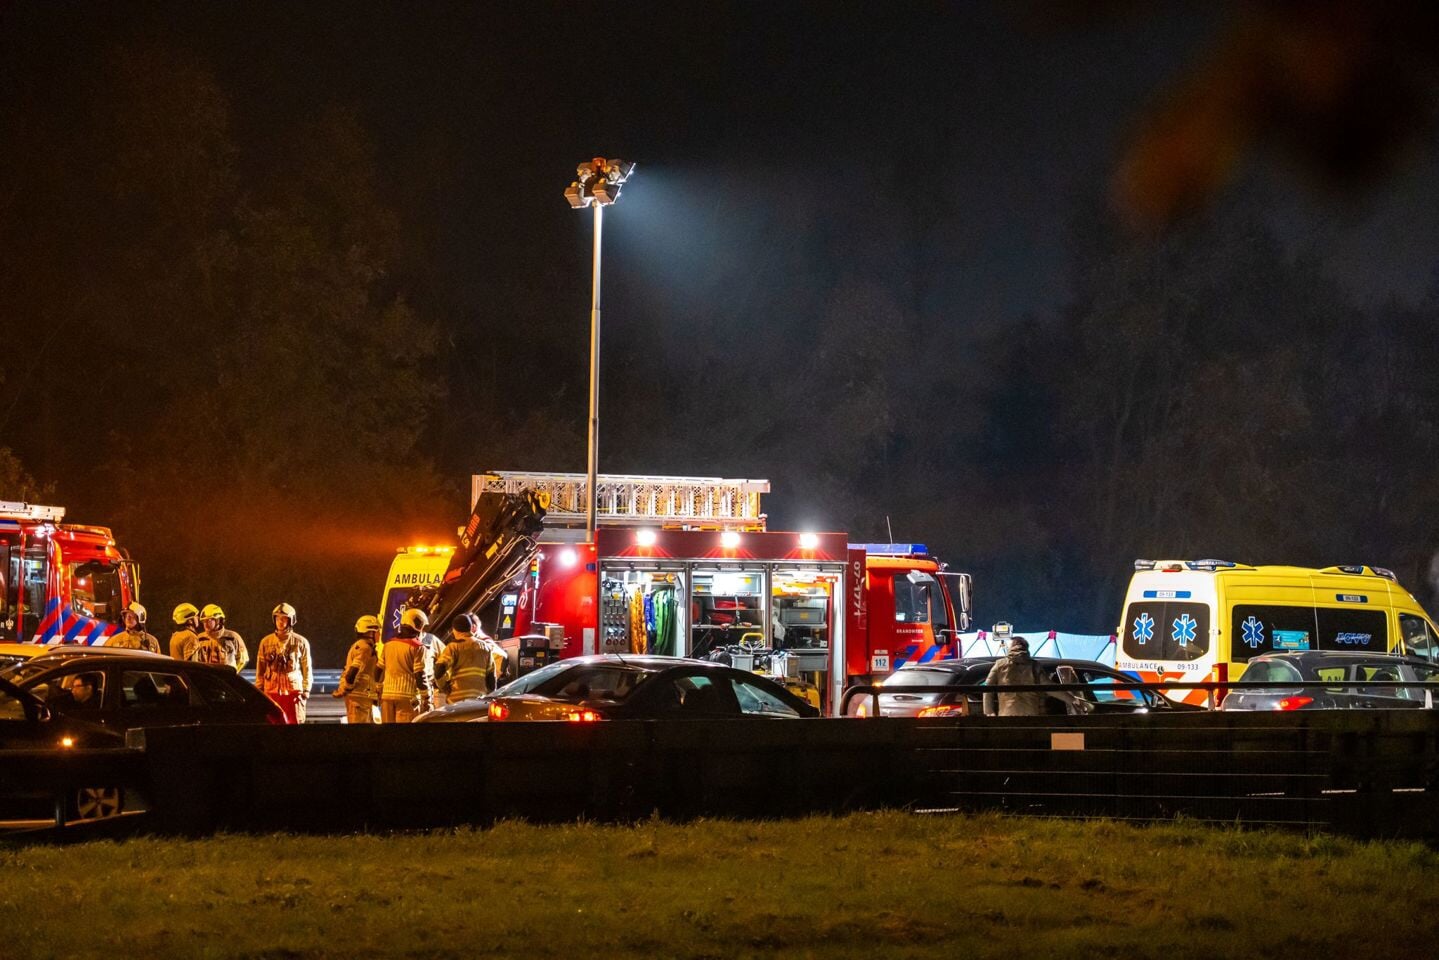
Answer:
(434, 613, 507, 703)
(335, 614, 383, 723)
(192, 603, 249, 671)
(169, 602, 201, 660)
(380, 607, 430, 723)
(419, 618, 449, 711)
(255, 602, 313, 724)
(108, 602, 161, 652)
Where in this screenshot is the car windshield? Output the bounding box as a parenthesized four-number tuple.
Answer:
(490, 659, 575, 697)
(884, 668, 961, 688)
(3, 659, 65, 685)
(532, 665, 656, 702)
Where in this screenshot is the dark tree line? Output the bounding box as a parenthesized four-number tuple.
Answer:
(4, 40, 1437, 661)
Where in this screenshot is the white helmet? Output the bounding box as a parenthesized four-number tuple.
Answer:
(124, 602, 147, 627)
(272, 602, 297, 625)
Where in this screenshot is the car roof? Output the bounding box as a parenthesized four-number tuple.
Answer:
(896, 656, 1122, 672)
(11, 647, 166, 670)
(1250, 651, 1433, 667)
(556, 654, 734, 671)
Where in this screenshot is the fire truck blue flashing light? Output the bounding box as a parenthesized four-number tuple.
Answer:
(849, 543, 928, 556)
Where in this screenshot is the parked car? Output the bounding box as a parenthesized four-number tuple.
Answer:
(0, 674, 134, 826)
(1, 652, 288, 731)
(1219, 651, 1439, 711)
(849, 657, 1196, 718)
(416, 654, 820, 722)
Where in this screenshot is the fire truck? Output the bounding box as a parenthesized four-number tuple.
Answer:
(382, 472, 972, 714)
(0, 502, 139, 644)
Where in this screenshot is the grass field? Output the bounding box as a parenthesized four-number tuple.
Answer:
(2, 811, 1435, 959)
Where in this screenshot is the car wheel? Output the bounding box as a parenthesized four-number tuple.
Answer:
(73, 786, 123, 821)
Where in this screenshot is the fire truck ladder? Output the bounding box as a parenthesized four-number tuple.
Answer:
(474, 472, 770, 531)
(0, 501, 66, 522)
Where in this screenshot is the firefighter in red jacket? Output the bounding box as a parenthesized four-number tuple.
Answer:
(255, 602, 313, 723)
(380, 608, 430, 723)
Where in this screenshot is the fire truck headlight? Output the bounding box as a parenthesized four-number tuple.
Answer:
(721, 531, 741, 549)
(636, 529, 657, 547)
(798, 532, 819, 550)
(559, 548, 579, 567)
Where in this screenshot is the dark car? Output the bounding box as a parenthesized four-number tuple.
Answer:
(850, 657, 1195, 718)
(415, 654, 820, 723)
(1220, 651, 1439, 711)
(1, 652, 288, 731)
(0, 675, 134, 826)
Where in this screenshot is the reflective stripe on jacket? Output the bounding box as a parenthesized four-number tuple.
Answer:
(381, 637, 427, 702)
(256, 632, 313, 696)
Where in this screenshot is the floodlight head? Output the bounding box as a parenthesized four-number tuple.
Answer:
(567, 155, 635, 208)
(564, 182, 590, 208)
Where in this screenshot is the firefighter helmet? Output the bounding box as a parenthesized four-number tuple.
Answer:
(172, 602, 200, 625)
(354, 614, 381, 635)
(451, 612, 479, 636)
(201, 603, 226, 622)
(272, 602, 297, 625)
(400, 608, 429, 632)
(124, 602, 147, 627)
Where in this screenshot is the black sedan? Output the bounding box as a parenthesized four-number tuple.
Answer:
(1, 651, 288, 731)
(415, 654, 820, 722)
(851, 657, 1194, 718)
(1220, 652, 1439, 711)
(1, 675, 133, 826)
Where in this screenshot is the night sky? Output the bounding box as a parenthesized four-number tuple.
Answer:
(4, 1, 1438, 655)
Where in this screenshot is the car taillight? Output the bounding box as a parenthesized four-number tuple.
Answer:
(566, 709, 602, 722)
(488, 702, 510, 721)
(1275, 696, 1313, 711)
(917, 704, 966, 718)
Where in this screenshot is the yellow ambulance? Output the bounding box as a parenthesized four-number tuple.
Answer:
(378, 545, 452, 643)
(1115, 560, 1439, 704)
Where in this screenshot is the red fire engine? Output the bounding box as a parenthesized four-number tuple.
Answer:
(384, 473, 971, 715)
(0, 501, 140, 644)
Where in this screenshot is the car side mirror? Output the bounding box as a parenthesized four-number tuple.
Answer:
(36, 702, 52, 723)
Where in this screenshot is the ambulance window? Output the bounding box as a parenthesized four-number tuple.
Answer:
(1121, 601, 1210, 661)
(1399, 615, 1438, 662)
(1230, 606, 1319, 662)
(1314, 608, 1387, 653)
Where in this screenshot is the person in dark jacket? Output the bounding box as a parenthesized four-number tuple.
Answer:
(983, 636, 1050, 716)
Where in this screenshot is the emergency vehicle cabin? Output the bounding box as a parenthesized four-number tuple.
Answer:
(0, 501, 138, 645)
(1116, 559, 1439, 704)
(379, 472, 972, 714)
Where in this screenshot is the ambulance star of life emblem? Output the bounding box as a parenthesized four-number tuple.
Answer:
(1172, 614, 1197, 647)
(1133, 612, 1155, 645)
(1241, 615, 1265, 649)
